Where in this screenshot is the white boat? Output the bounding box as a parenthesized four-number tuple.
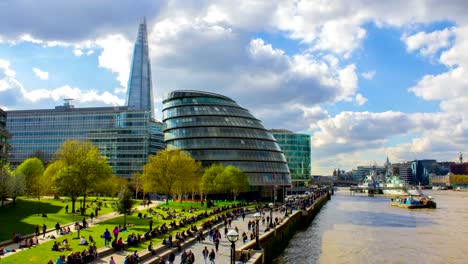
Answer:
(382, 175, 408, 195)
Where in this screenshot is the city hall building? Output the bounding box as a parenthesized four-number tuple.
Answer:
(162, 90, 291, 197)
(6, 19, 165, 178)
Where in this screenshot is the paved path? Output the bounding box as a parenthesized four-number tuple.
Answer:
(0, 201, 161, 259)
(96, 208, 286, 264)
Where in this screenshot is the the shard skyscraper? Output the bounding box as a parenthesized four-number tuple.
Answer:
(127, 17, 155, 118)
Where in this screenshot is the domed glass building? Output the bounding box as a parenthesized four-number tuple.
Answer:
(162, 90, 291, 191)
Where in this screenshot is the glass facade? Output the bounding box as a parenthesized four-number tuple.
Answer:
(271, 129, 311, 187)
(126, 18, 155, 118)
(0, 108, 11, 163)
(7, 105, 165, 178)
(162, 90, 291, 187)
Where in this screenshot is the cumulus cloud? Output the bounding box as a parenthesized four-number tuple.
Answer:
(33, 67, 49, 80)
(355, 93, 367, 106)
(402, 27, 454, 57)
(361, 71, 376, 80)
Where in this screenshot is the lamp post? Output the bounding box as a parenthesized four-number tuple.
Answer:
(268, 203, 274, 226)
(253, 212, 261, 250)
(227, 229, 239, 264)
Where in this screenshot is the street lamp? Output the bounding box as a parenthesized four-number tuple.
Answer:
(268, 203, 274, 226)
(227, 229, 239, 264)
(253, 212, 261, 250)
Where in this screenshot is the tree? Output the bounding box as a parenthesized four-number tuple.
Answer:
(201, 164, 224, 200)
(223, 165, 249, 201)
(0, 164, 13, 206)
(50, 140, 113, 214)
(16, 157, 44, 198)
(143, 149, 201, 204)
(10, 171, 25, 205)
(131, 172, 143, 199)
(114, 187, 133, 228)
(93, 176, 126, 197)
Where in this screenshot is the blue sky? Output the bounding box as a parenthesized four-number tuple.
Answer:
(0, 0, 466, 174)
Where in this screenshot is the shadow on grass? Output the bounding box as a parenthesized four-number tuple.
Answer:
(0, 199, 64, 241)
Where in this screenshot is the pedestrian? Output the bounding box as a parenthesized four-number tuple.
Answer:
(95, 208, 98, 218)
(209, 248, 216, 264)
(168, 251, 175, 264)
(181, 250, 187, 264)
(187, 250, 195, 264)
(90, 212, 94, 223)
(109, 256, 116, 264)
(42, 223, 47, 238)
(214, 237, 219, 252)
(65, 205, 69, 214)
(202, 246, 209, 264)
(242, 212, 245, 221)
(149, 219, 153, 231)
(103, 228, 111, 246)
(35, 224, 40, 236)
(112, 226, 119, 241)
(55, 222, 60, 235)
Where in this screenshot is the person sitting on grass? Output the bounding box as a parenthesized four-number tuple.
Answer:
(79, 236, 88, 245)
(148, 241, 156, 255)
(52, 241, 64, 252)
(88, 235, 95, 244)
(62, 239, 71, 251)
(18, 239, 28, 249)
(115, 237, 124, 250)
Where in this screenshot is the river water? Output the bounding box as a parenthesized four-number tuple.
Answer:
(273, 188, 468, 264)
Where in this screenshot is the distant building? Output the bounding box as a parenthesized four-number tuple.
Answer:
(351, 165, 386, 181)
(6, 20, 165, 178)
(0, 108, 11, 163)
(411, 159, 437, 185)
(271, 129, 311, 187)
(450, 163, 468, 175)
(162, 90, 291, 198)
(391, 162, 413, 184)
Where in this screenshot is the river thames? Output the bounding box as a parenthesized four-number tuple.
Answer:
(273, 188, 468, 264)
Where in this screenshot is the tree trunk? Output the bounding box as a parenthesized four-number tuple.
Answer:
(166, 194, 169, 205)
(234, 193, 237, 202)
(81, 194, 87, 216)
(12, 197, 16, 205)
(71, 196, 77, 213)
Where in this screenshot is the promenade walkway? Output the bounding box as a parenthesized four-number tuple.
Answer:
(96, 209, 285, 264)
(0, 201, 161, 259)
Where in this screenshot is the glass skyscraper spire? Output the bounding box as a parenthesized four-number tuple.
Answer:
(127, 17, 155, 118)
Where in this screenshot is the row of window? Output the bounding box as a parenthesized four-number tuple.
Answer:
(167, 138, 281, 151)
(163, 105, 254, 120)
(164, 96, 239, 108)
(239, 172, 291, 186)
(212, 161, 290, 174)
(164, 127, 275, 141)
(189, 149, 287, 163)
(164, 116, 262, 130)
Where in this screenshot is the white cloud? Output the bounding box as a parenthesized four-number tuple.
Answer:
(32, 67, 49, 80)
(402, 27, 454, 57)
(355, 93, 367, 106)
(73, 49, 84, 56)
(361, 71, 376, 80)
(0, 59, 16, 77)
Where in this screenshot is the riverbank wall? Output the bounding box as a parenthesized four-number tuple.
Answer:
(237, 192, 331, 263)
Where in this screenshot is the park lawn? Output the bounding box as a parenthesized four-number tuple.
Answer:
(0, 201, 243, 264)
(0, 197, 141, 242)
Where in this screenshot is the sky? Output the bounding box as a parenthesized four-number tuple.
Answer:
(0, 0, 466, 175)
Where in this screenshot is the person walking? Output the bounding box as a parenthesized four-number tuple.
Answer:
(35, 224, 40, 236)
(214, 236, 220, 252)
(112, 226, 119, 241)
(202, 246, 209, 264)
(109, 256, 116, 264)
(65, 205, 69, 214)
(42, 223, 47, 238)
(168, 251, 175, 264)
(90, 212, 94, 224)
(209, 248, 216, 264)
(103, 228, 111, 246)
(149, 219, 153, 232)
(187, 250, 195, 264)
(55, 222, 61, 235)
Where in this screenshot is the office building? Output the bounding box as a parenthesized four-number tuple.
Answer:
(162, 90, 291, 193)
(271, 129, 311, 187)
(0, 108, 10, 163)
(6, 20, 165, 178)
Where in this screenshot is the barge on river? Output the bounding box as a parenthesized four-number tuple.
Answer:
(391, 196, 437, 209)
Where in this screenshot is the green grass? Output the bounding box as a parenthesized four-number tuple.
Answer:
(0, 200, 243, 264)
(0, 196, 135, 242)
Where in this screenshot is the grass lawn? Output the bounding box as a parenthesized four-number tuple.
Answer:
(0, 200, 245, 264)
(0, 196, 139, 242)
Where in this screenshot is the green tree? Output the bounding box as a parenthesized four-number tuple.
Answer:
(16, 157, 44, 198)
(50, 140, 113, 214)
(143, 149, 201, 205)
(224, 165, 249, 201)
(201, 164, 224, 200)
(10, 171, 25, 205)
(114, 187, 133, 228)
(0, 164, 13, 206)
(131, 172, 143, 199)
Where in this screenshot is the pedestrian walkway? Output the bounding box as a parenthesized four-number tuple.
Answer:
(0, 200, 161, 259)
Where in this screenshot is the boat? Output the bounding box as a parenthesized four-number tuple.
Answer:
(382, 175, 408, 196)
(390, 196, 436, 209)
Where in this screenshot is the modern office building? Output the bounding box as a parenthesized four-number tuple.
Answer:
(0, 108, 11, 163)
(6, 19, 165, 178)
(411, 159, 437, 185)
(271, 129, 311, 187)
(391, 162, 414, 184)
(162, 90, 291, 196)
